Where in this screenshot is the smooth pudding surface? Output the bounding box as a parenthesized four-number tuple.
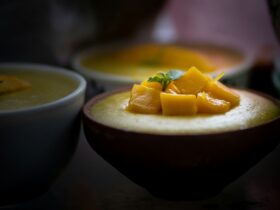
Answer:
(188, 44, 243, 69)
(91, 90, 280, 135)
(81, 44, 244, 81)
(0, 70, 78, 111)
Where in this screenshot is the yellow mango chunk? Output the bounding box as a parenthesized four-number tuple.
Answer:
(141, 80, 162, 91)
(0, 75, 30, 95)
(173, 66, 209, 95)
(165, 81, 181, 94)
(204, 81, 240, 106)
(160, 92, 197, 115)
(197, 92, 230, 114)
(127, 84, 161, 114)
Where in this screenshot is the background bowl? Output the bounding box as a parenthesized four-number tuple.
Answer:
(273, 57, 280, 97)
(0, 63, 86, 206)
(73, 42, 254, 91)
(83, 88, 280, 200)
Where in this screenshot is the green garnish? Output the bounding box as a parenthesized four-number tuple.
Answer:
(214, 72, 225, 81)
(148, 69, 184, 89)
(167, 69, 184, 80)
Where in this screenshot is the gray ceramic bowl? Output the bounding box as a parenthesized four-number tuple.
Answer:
(0, 63, 86, 206)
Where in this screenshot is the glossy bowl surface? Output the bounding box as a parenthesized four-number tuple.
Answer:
(83, 87, 280, 200)
(0, 63, 86, 206)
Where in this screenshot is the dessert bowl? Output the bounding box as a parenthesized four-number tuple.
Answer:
(273, 57, 280, 97)
(73, 42, 254, 91)
(83, 87, 280, 200)
(0, 63, 86, 206)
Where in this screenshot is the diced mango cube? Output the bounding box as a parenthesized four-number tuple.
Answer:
(204, 81, 240, 106)
(141, 80, 162, 91)
(165, 81, 181, 94)
(126, 84, 161, 114)
(197, 92, 230, 114)
(0, 75, 30, 95)
(160, 92, 197, 115)
(173, 66, 209, 95)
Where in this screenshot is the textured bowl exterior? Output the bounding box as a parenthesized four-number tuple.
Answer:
(83, 88, 280, 200)
(0, 63, 86, 206)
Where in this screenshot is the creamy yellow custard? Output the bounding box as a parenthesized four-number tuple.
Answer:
(80, 44, 244, 81)
(91, 90, 280, 135)
(0, 70, 78, 111)
(188, 44, 244, 69)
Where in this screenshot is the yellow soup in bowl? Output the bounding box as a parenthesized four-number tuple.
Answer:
(0, 69, 78, 111)
(74, 43, 252, 90)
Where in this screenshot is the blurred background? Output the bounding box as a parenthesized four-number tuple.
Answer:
(2, 0, 280, 209)
(1, 0, 280, 95)
(0, 0, 278, 63)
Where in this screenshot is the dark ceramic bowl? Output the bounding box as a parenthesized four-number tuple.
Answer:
(83, 88, 280, 200)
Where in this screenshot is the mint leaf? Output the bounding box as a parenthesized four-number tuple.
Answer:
(213, 72, 224, 81)
(147, 69, 184, 90)
(148, 72, 171, 89)
(167, 70, 184, 80)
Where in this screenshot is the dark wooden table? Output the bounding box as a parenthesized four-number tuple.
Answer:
(4, 130, 279, 210)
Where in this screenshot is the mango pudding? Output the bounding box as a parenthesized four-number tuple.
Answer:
(83, 66, 280, 199)
(0, 69, 78, 111)
(80, 44, 216, 81)
(74, 43, 252, 90)
(90, 67, 279, 134)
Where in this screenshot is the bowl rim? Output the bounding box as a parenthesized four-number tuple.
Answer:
(83, 86, 280, 137)
(0, 62, 86, 115)
(272, 69, 280, 91)
(72, 41, 255, 84)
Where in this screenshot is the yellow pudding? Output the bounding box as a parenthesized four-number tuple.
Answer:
(90, 90, 280, 135)
(79, 44, 244, 82)
(187, 43, 244, 70)
(0, 70, 78, 111)
(90, 67, 279, 134)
